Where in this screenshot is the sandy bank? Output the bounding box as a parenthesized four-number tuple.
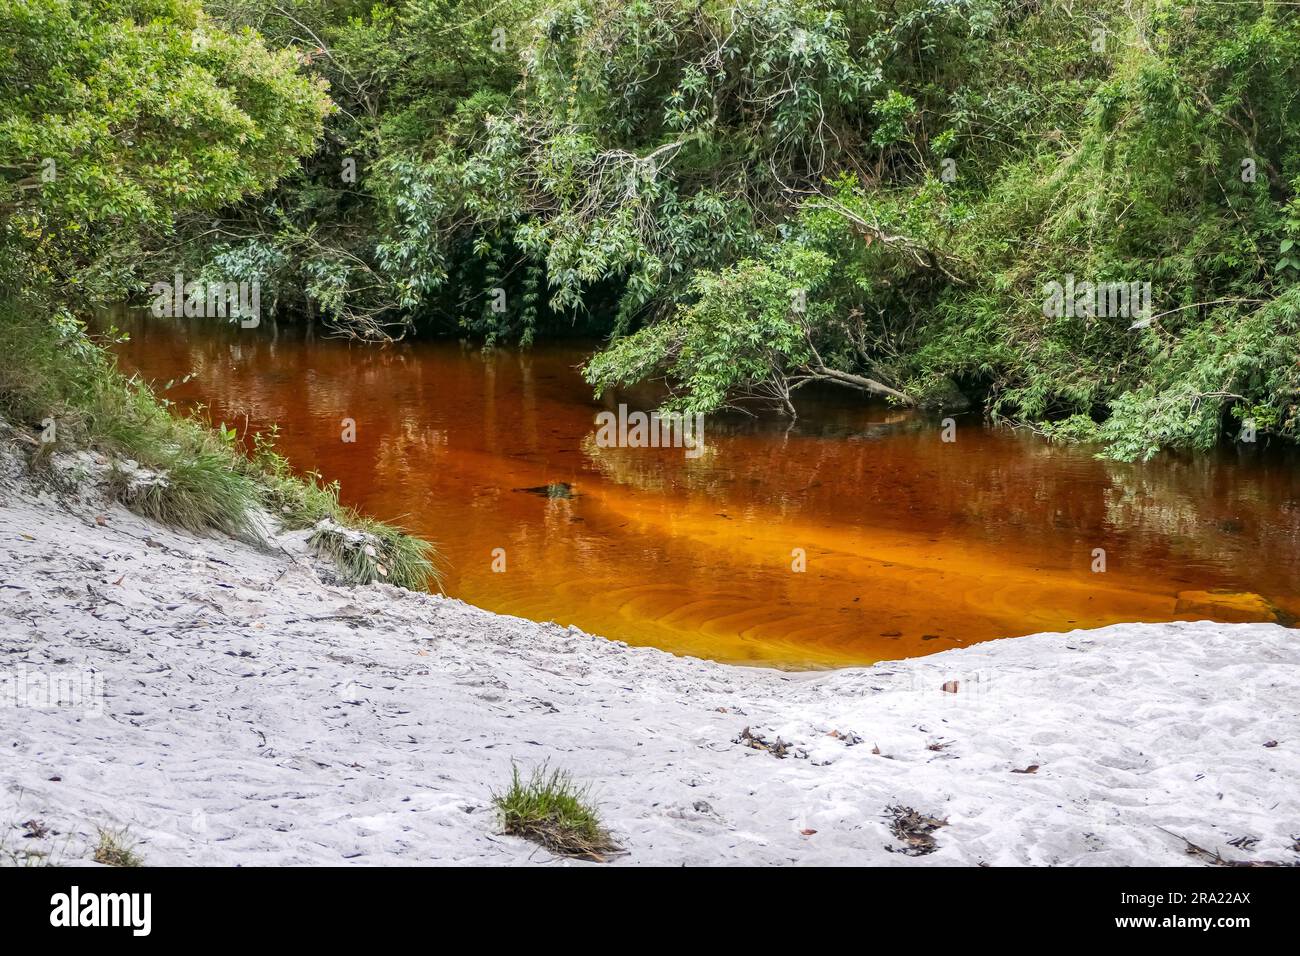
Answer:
(1, 449, 1297, 866)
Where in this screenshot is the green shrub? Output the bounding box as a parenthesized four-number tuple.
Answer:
(493, 764, 620, 861)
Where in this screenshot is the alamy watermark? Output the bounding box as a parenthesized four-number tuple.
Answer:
(0, 665, 104, 717)
(594, 404, 705, 459)
(149, 272, 260, 327)
(50, 886, 151, 936)
(1042, 275, 1152, 321)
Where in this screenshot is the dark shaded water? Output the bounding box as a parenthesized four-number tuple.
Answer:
(107, 312, 1300, 667)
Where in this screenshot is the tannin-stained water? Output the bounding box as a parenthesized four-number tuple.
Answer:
(106, 312, 1300, 668)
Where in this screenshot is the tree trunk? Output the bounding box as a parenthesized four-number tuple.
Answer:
(806, 363, 914, 405)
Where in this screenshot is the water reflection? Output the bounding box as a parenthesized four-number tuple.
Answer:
(104, 310, 1300, 668)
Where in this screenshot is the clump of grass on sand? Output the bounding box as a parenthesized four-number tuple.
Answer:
(0, 298, 439, 589)
(493, 764, 621, 861)
(0, 302, 263, 540)
(249, 427, 440, 590)
(111, 451, 262, 540)
(92, 827, 143, 867)
(308, 516, 437, 591)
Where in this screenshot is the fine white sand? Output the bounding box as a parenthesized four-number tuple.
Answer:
(1, 444, 1297, 866)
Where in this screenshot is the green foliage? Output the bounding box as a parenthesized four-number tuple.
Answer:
(0, 299, 260, 537)
(871, 90, 918, 148)
(196, 0, 882, 336)
(0, 1, 438, 584)
(113, 451, 264, 539)
(586, 0, 1300, 457)
(586, 246, 831, 414)
(190, 0, 538, 337)
(8, 0, 1300, 460)
(492, 763, 619, 860)
(0, 0, 331, 303)
(1095, 293, 1300, 461)
(892, 0, 1300, 458)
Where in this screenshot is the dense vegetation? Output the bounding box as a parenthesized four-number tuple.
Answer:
(5, 0, 1300, 464)
(0, 0, 434, 585)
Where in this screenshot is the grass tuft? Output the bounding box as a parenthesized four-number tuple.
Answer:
(92, 827, 143, 867)
(111, 451, 262, 541)
(492, 763, 620, 861)
(308, 516, 439, 590)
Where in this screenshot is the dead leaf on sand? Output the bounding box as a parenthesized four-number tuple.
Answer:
(1157, 826, 1300, 867)
(884, 805, 948, 856)
(734, 726, 802, 759)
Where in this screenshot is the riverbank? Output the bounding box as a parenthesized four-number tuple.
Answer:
(107, 311, 1300, 668)
(2, 439, 1298, 866)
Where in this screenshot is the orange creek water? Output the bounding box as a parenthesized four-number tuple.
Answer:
(107, 313, 1300, 668)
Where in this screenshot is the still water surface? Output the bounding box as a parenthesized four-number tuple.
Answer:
(108, 313, 1300, 668)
